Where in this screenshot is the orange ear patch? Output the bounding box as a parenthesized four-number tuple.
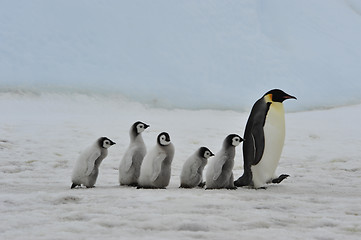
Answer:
(264, 93, 273, 102)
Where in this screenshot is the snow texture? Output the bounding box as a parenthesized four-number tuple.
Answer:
(1, 93, 360, 239)
(1, 0, 361, 239)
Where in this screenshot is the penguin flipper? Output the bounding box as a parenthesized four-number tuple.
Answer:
(151, 153, 167, 182)
(251, 122, 265, 165)
(85, 151, 101, 176)
(123, 150, 134, 172)
(190, 160, 202, 180)
(131, 152, 144, 173)
(212, 155, 227, 181)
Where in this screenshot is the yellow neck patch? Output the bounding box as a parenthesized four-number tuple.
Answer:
(264, 94, 273, 103)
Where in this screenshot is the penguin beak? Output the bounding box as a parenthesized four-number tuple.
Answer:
(145, 124, 150, 129)
(284, 95, 297, 100)
(111, 141, 116, 145)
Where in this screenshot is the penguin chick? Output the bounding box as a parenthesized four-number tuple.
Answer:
(205, 134, 243, 189)
(180, 147, 214, 188)
(71, 137, 116, 189)
(234, 89, 296, 189)
(119, 121, 149, 186)
(138, 132, 175, 189)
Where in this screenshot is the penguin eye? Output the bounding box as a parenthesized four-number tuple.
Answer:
(105, 140, 110, 145)
(139, 124, 144, 129)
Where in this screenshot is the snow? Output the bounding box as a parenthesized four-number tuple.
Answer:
(1, 93, 361, 239)
(1, 0, 361, 238)
(1, 0, 361, 111)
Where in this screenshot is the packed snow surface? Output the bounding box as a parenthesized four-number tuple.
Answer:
(1, 0, 361, 238)
(1, 93, 360, 239)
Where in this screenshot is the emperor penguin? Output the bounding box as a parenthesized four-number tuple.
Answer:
(138, 132, 175, 189)
(180, 147, 214, 188)
(71, 137, 116, 188)
(205, 134, 243, 189)
(119, 121, 149, 186)
(234, 89, 296, 189)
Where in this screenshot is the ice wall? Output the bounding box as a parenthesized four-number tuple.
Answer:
(1, 0, 361, 111)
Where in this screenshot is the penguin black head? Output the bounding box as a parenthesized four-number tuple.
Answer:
(264, 89, 297, 103)
(224, 134, 243, 147)
(199, 147, 214, 159)
(98, 137, 116, 149)
(132, 121, 150, 135)
(157, 132, 171, 146)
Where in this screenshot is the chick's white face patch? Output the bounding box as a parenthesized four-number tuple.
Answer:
(137, 124, 145, 134)
(204, 151, 212, 159)
(232, 137, 241, 147)
(103, 140, 112, 149)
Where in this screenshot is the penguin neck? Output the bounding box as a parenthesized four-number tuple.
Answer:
(222, 142, 235, 153)
(95, 140, 104, 149)
(157, 142, 175, 154)
(130, 133, 144, 144)
(269, 101, 285, 116)
(264, 94, 272, 103)
(263, 95, 285, 117)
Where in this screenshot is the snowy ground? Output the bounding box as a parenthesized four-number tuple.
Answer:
(1, 93, 360, 239)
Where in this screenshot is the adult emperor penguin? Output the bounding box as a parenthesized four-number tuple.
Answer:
(205, 134, 243, 189)
(119, 121, 149, 186)
(234, 89, 296, 189)
(138, 132, 175, 189)
(180, 147, 214, 188)
(71, 137, 116, 188)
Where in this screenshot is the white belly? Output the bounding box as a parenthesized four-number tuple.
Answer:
(251, 103, 285, 188)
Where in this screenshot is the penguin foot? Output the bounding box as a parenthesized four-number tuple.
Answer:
(179, 184, 192, 189)
(198, 182, 206, 188)
(234, 172, 252, 187)
(71, 183, 79, 189)
(226, 186, 237, 190)
(271, 174, 290, 184)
